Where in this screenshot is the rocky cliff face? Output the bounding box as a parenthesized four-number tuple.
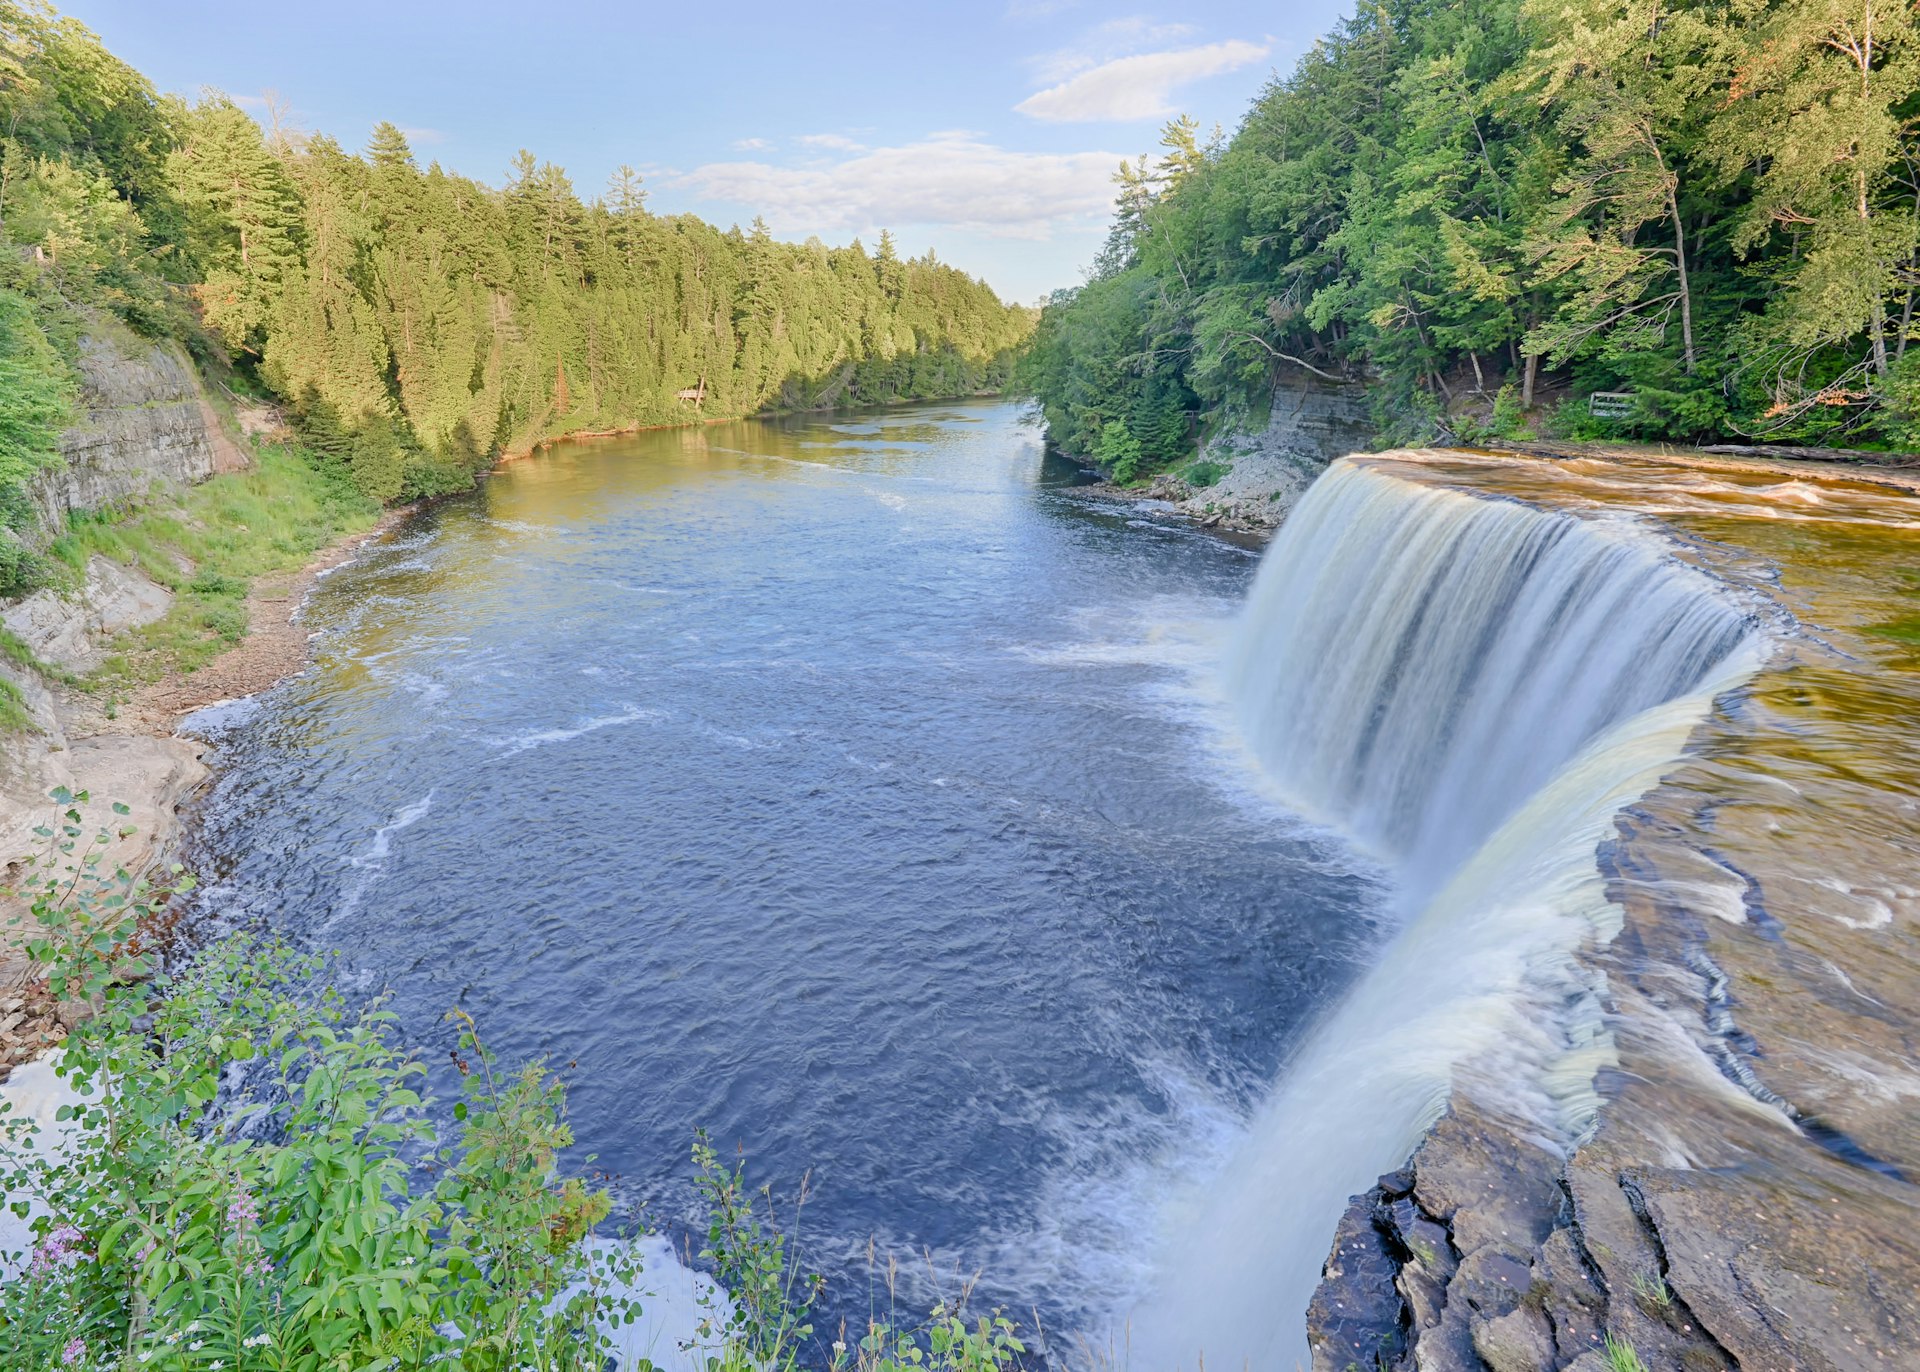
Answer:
(27, 332, 248, 535)
(1164, 379, 1376, 530)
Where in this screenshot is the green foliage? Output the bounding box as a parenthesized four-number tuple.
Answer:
(1604, 1333, 1651, 1372)
(0, 796, 1036, 1372)
(0, 285, 73, 589)
(1095, 417, 1143, 484)
(0, 795, 651, 1371)
(1183, 459, 1229, 488)
(1490, 384, 1528, 439)
(691, 1134, 822, 1368)
(1015, 0, 1920, 454)
(0, 1, 1034, 515)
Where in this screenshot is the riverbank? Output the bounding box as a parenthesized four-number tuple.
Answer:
(0, 501, 406, 1083)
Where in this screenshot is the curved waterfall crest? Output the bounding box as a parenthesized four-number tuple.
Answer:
(1225, 459, 1758, 898)
(1132, 456, 1765, 1371)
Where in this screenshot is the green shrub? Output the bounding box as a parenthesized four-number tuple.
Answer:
(0, 791, 649, 1371)
(400, 455, 478, 501)
(1490, 384, 1531, 439)
(1182, 459, 1229, 488)
(0, 534, 48, 599)
(0, 286, 76, 524)
(1095, 418, 1143, 484)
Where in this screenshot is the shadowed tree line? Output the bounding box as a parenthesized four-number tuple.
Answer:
(0, 0, 1034, 506)
(1016, 0, 1920, 465)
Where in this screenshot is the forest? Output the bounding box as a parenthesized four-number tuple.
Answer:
(0, 0, 1032, 509)
(1016, 0, 1920, 469)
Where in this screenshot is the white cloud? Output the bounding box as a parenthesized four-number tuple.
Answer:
(1029, 17, 1196, 84)
(397, 125, 445, 146)
(732, 137, 774, 151)
(796, 133, 865, 152)
(671, 132, 1122, 241)
(1017, 38, 1269, 122)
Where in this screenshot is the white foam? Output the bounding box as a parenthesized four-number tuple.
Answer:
(318, 792, 437, 932)
(493, 706, 661, 758)
(577, 1235, 731, 1371)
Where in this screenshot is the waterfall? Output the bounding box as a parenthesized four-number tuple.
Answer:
(1127, 459, 1763, 1371)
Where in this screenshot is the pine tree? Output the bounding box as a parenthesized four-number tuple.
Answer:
(365, 120, 414, 169)
(167, 96, 301, 353)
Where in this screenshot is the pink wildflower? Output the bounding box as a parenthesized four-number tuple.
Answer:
(61, 1336, 85, 1365)
(29, 1224, 87, 1275)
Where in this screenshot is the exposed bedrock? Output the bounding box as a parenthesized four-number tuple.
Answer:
(1309, 705, 1920, 1372)
(1299, 450, 1920, 1372)
(28, 330, 248, 535)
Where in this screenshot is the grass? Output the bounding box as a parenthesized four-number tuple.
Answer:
(44, 442, 379, 703)
(1629, 1270, 1674, 1310)
(1605, 1333, 1651, 1372)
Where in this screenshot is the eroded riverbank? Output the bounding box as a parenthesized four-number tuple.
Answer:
(0, 510, 405, 1078)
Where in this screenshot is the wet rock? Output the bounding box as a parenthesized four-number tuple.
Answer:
(1631, 1164, 1920, 1372)
(1412, 1104, 1563, 1259)
(1400, 1261, 1449, 1334)
(1472, 1305, 1554, 1372)
(1307, 1186, 1408, 1372)
(1453, 1249, 1533, 1320)
(1379, 1167, 1416, 1198)
(1535, 1228, 1608, 1362)
(1388, 1197, 1457, 1281)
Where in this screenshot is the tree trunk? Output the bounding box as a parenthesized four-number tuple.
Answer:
(1522, 352, 1538, 410)
(1667, 184, 1696, 375)
(1862, 169, 1890, 378)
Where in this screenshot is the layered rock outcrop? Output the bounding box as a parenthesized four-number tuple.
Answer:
(1304, 452, 1920, 1372)
(27, 332, 247, 535)
(0, 328, 239, 1075)
(1141, 379, 1376, 531)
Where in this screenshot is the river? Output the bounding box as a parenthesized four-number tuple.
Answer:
(182, 399, 1388, 1351)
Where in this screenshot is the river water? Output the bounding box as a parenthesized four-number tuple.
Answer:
(183, 400, 1387, 1348)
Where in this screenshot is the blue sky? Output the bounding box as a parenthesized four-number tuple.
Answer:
(65, 0, 1355, 304)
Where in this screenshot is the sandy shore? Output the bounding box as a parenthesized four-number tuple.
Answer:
(143, 513, 408, 713)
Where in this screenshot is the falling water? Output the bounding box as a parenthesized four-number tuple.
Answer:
(1127, 458, 1763, 1370)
